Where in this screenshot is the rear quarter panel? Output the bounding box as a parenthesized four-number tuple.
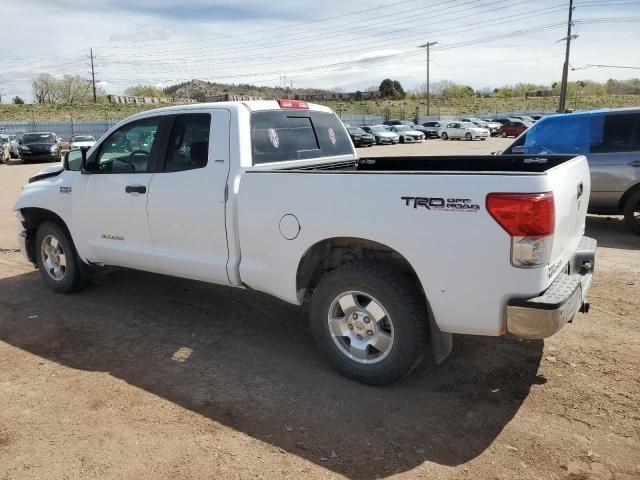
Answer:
(237, 169, 558, 336)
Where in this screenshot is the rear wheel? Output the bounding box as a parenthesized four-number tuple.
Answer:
(623, 190, 640, 235)
(310, 263, 427, 385)
(35, 221, 90, 293)
(501, 131, 508, 138)
(441, 132, 448, 140)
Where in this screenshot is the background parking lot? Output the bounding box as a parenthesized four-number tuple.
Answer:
(1, 138, 639, 479)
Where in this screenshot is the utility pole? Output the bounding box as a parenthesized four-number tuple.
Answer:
(418, 41, 437, 116)
(90, 48, 97, 103)
(558, 0, 577, 113)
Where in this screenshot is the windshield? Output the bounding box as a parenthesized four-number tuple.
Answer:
(370, 126, 387, 133)
(348, 127, 366, 135)
(72, 135, 95, 142)
(461, 122, 477, 128)
(22, 133, 55, 144)
(395, 125, 412, 131)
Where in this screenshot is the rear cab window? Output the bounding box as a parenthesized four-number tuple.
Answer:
(251, 110, 353, 164)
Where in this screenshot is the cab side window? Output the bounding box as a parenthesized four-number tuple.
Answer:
(97, 118, 161, 173)
(164, 114, 211, 172)
(591, 113, 639, 153)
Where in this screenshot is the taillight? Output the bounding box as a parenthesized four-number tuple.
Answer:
(486, 192, 555, 268)
(278, 99, 309, 109)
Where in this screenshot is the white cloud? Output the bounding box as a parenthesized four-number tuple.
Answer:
(110, 24, 172, 43)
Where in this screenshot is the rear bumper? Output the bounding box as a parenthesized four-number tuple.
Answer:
(506, 236, 597, 339)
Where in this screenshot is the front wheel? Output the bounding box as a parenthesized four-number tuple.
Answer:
(465, 133, 472, 141)
(35, 221, 90, 293)
(441, 132, 448, 140)
(310, 263, 428, 385)
(623, 190, 640, 235)
(501, 131, 507, 138)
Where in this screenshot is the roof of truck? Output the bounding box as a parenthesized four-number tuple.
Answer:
(122, 100, 332, 123)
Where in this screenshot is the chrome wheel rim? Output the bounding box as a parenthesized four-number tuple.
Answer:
(41, 234, 66, 281)
(327, 291, 394, 364)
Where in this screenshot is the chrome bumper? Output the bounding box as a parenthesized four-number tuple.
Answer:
(506, 236, 596, 339)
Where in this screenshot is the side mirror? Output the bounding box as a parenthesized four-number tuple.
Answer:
(64, 149, 86, 171)
(80, 147, 99, 173)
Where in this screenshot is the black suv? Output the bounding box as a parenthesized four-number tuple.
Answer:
(19, 132, 61, 163)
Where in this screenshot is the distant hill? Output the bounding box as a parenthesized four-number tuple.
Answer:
(163, 79, 335, 101)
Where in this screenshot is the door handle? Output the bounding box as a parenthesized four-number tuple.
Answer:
(125, 185, 147, 194)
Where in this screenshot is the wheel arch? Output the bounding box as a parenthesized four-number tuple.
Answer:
(296, 237, 426, 305)
(18, 207, 74, 265)
(617, 180, 640, 212)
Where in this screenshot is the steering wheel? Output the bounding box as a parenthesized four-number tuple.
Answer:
(129, 149, 150, 159)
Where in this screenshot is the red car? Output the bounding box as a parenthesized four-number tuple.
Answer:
(499, 121, 529, 138)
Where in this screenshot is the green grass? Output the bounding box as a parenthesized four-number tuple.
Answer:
(1, 94, 639, 122)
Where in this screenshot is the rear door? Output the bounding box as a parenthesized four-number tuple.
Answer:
(147, 110, 231, 284)
(587, 112, 640, 211)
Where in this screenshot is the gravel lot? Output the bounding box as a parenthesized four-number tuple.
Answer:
(1, 138, 638, 479)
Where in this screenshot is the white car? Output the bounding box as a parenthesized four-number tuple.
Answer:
(385, 125, 424, 143)
(440, 121, 490, 141)
(360, 125, 399, 144)
(69, 135, 97, 150)
(14, 99, 596, 385)
(462, 117, 502, 136)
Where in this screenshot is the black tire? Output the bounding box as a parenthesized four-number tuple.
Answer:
(623, 190, 640, 235)
(501, 131, 508, 138)
(399, 136, 405, 144)
(310, 263, 428, 385)
(441, 132, 448, 140)
(35, 221, 90, 294)
(465, 132, 472, 141)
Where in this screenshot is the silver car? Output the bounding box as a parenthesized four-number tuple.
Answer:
(502, 108, 640, 234)
(0, 135, 11, 163)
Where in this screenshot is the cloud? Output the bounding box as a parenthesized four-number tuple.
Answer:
(110, 24, 172, 43)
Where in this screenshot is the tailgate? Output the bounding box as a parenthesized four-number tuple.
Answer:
(545, 155, 591, 283)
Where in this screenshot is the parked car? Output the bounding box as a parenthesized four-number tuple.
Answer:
(19, 132, 61, 163)
(360, 125, 399, 144)
(489, 117, 518, 125)
(14, 99, 596, 385)
(499, 121, 529, 138)
(421, 121, 443, 138)
(347, 127, 375, 147)
(502, 108, 640, 234)
(440, 121, 489, 141)
(531, 114, 546, 121)
(383, 119, 430, 136)
(511, 115, 537, 123)
(385, 125, 424, 143)
(69, 135, 97, 151)
(462, 117, 502, 136)
(0, 135, 10, 163)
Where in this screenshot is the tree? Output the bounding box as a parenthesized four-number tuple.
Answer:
(58, 75, 93, 104)
(12, 96, 24, 104)
(32, 73, 60, 104)
(379, 78, 405, 99)
(124, 84, 164, 97)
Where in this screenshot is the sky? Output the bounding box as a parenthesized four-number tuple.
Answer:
(1, 0, 639, 102)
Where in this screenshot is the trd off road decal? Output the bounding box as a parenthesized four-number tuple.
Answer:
(401, 196, 480, 212)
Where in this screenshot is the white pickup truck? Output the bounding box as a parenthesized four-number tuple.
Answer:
(14, 100, 596, 384)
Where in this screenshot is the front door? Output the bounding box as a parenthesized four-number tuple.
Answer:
(72, 116, 163, 271)
(147, 110, 231, 285)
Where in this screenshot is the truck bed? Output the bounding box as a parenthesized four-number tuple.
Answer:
(274, 155, 577, 174)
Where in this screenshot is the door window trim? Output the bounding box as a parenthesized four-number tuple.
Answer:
(89, 116, 170, 174)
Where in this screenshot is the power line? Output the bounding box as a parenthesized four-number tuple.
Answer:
(572, 63, 640, 70)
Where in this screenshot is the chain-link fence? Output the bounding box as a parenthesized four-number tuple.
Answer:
(0, 119, 119, 141)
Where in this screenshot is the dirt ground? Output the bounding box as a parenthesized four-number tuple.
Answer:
(0, 138, 639, 479)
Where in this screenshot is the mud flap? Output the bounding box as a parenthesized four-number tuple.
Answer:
(429, 306, 452, 364)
